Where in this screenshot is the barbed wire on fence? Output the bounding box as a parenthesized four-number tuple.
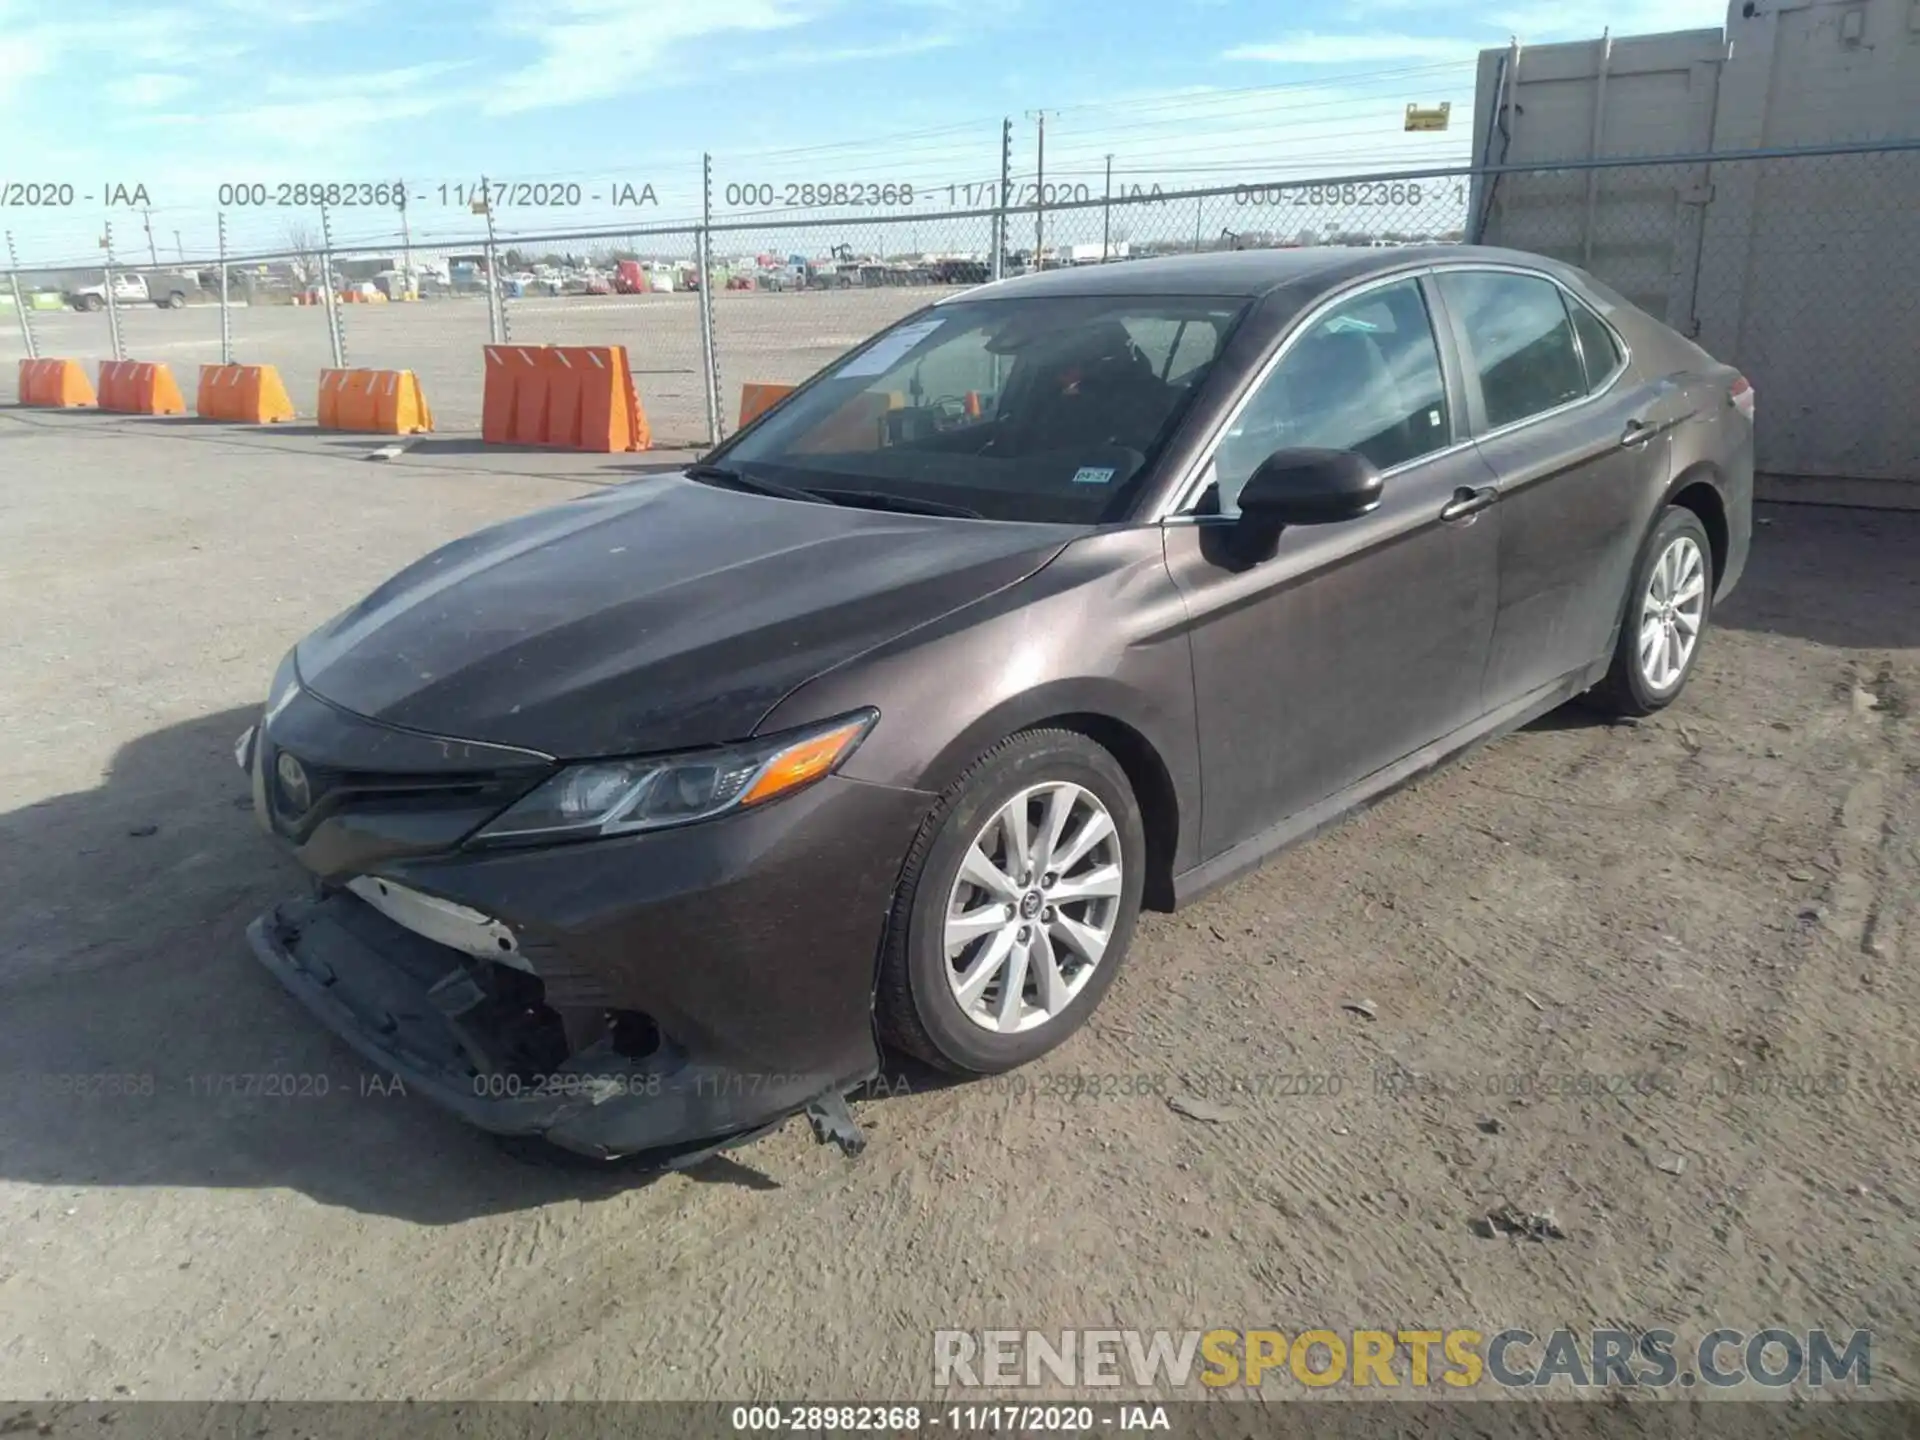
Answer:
(6, 138, 1918, 475)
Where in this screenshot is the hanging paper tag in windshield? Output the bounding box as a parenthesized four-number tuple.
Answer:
(837, 318, 947, 377)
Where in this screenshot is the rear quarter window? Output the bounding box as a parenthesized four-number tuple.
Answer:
(1569, 299, 1625, 389)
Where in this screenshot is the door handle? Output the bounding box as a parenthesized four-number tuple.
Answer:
(1620, 417, 1655, 447)
(1440, 485, 1498, 523)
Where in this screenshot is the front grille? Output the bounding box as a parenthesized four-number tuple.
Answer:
(264, 742, 543, 841)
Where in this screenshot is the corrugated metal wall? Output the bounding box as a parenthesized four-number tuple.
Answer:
(1472, 0, 1920, 493)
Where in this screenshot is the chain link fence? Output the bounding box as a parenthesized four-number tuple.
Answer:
(4, 140, 1916, 481)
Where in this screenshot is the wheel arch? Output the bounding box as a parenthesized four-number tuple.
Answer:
(1594, 468, 1727, 688)
(1031, 711, 1181, 913)
(1666, 463, 1730, 593)
(914, 683, 1189, 914)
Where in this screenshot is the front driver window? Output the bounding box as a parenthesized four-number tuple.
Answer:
(1205, 277, 1452, 516)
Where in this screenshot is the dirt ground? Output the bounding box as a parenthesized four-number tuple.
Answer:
(0, 409, 1915, 1404)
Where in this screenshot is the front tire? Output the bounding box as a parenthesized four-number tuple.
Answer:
(877, 729, 1146, 1074)
(1586, 506, 1714, 717)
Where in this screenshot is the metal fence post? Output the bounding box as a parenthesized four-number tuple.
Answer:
(101, 222, 125, 362)
(480, 177, 506, 345)
(697, 153, 724, 447)
(317, 203, 345, 369)
(1581, 30, 1614, 270)
(1029, 109, 1048, 267)
(216, 212, 232, 365)
(992, 118, 1011, 281)
(5, 230, 36, 360)
(1101, 154, 1113, 262)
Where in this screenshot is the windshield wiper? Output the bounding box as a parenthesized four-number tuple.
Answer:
(684, 463, 831, 507)
(686, 466, 982, 519)
(806, 489, 984, 519)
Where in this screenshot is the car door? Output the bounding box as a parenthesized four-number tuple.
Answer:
(1160, 272, 1503, 860)
(1434, 268, 1688, 707)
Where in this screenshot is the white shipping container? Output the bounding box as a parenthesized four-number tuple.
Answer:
(1472, 0, 1920, 489)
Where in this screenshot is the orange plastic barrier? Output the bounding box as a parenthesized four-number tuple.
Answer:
(17, 358, 96, 408)
(481, 344, 651, 452)
(318, 368, 433, 434)
(738, 382, 796, 428)
(793, 391, 905, 454)
(196, 364, 297, 423)
(97, 360, 186, 416)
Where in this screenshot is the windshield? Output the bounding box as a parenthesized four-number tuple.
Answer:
(716, 293, 1250, 524)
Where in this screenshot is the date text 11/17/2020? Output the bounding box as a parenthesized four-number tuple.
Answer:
(718, 179, 1466, 210)
(211, 181, 660, 209)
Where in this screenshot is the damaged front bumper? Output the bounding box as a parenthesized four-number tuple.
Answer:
(239, 680, 935, 1163)
(248, 890, 867, 1162)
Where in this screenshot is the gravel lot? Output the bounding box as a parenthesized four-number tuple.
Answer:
(0, 409, 1916, 1403)
(0, 288, 961, 446)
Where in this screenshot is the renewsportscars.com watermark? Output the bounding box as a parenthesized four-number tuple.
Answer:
(932, 1327, 1872, 1392)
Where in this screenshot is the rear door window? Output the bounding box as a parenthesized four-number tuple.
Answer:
(1437, 270, 1589, 430)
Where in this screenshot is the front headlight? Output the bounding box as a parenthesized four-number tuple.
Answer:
(470, 709, 878, 846)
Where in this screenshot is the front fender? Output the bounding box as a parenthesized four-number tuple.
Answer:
(755, 527, 1206, 879)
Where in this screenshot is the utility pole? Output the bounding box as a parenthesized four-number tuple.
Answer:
(1101, 154, 1113, 262)
(991, 117, 1012, 281)
(173, 229, 184, 262)
(141, 208, 158, 268)
(1026, 109, 1050, 268)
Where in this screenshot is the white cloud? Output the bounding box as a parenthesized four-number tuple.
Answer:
(1224, 32, 1486, 64)
(1236, 0, 1735, 58)
(482, 0, 825, 115)
(1492, 0, 1730, 38)
(0, 26, 62, 106)
(260, 59, 474, 100)
(107, 72, 195, 109)
(726, 31, 958, 73)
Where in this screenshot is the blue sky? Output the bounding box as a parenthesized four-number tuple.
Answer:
(0, 0, 1729, 262)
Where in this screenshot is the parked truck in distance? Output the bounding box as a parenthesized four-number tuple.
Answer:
(64, 271, 204, 310)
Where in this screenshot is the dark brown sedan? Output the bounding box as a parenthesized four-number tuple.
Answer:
(240, 245, 1754, 1161)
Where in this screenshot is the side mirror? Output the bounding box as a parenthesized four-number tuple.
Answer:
(1236, 448, 1384, 532)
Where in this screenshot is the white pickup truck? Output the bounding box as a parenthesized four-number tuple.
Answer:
(65, 273, 200, 311)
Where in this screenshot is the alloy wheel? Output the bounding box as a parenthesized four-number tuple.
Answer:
(941, 781, 1123, 1034)
(1638, 535, 1706, 691)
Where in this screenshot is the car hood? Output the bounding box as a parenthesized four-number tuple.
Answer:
(295, 473, 1071, 758)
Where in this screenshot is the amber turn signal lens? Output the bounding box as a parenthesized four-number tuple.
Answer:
(739, 718, 871, 807)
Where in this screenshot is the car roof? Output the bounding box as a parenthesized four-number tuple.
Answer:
(950, 244, 1564, 300)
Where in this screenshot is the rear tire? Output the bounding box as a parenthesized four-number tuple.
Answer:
(877, 729, 1145, 1074)
(1585, 506, 1715, 717)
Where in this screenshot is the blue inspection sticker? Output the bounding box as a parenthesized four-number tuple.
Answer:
(1070, 466, 1117, 485)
